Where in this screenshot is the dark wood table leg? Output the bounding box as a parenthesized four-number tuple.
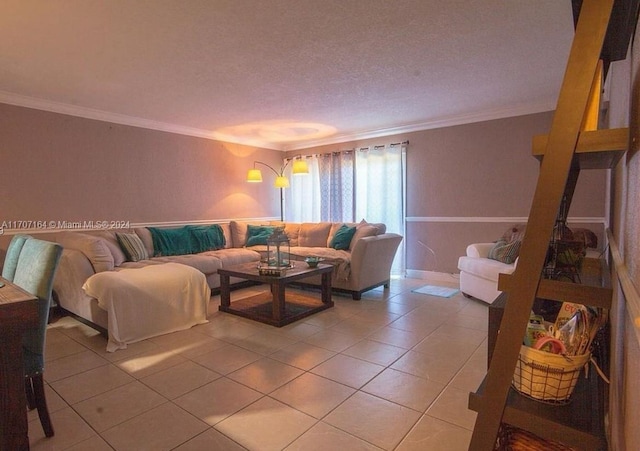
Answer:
(0, 327, 30, 451)
(320, 271, 332, 304)
(219, 274, 231, 310)
(272, 281, 285, 323)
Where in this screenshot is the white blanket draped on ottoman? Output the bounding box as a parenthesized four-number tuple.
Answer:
(83, 263, 209, 352)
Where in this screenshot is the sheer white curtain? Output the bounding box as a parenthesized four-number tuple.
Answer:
(284, 157, 321, 222)
(355, 144, 406, 274)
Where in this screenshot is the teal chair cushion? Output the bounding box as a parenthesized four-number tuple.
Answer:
(12, 238, 63, 375)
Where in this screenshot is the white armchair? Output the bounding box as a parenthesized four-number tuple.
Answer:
(457, 242, 517, 304)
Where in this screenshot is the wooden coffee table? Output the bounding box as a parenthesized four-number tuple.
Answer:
(218, 262, 333, 327)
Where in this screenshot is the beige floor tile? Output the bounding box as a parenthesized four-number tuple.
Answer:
(286, 421, 383, 450)
(29, 407, 96, 450)
(175, 335, 229, 359)
(342, 339, 407, 366)
(445, 312, 489, 331)
(227, 357, 304, 394)
(367, 326, 429, 349)
(412, 334, 481, 361)
(45, 329, 87, 361)
(449, 353, 487, 392)
(148, 328, 222, 354)
(198, 317, 265, 342)
(387, 315, 443, 335)
(303, 329, 363, 352)
(99, 340, 161, 362)
(459, 299, 490, 318)
(73, 381, 166, 432)
(44, 350, 109, 382)
(328, 317, 382, 336)
(391, 350, 468, 384)
(102, 402, 208, 451)
(429, 324, 488, 346)
(230, 329, 299, 355)
(426, 386, 478, 430)
(273, 320, 324, 339)
(115, 346, 188, 379)
(50, 363, 135, 405)
(216, 396, 316, 451)
(396, 414, 472, 451)
(361, 368, 445, 412)
(174, 377, 262, 426)
(303, 309, 351, 328)
(174, 428, 247, 451)
(311, 354, 384, 388)
(271, 372, 355, 419)
(270, 341, 336, 370)
(379, 300, 420, 316)
(65, 435, 114, 451)
(324, 391, 421, 449)
(141, 360, 221, 399)
(192, 343, 261, 375)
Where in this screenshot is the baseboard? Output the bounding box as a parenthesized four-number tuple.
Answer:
(406, 269, 460, 285)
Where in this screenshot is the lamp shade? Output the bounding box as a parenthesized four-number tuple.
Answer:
(274, 175, 290, 188)
(292, 159, 309, 175)
(247, 169, 263, 182)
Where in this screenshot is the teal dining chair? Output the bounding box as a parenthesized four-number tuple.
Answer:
(10, 236, 63, 438)
(1, 234, 31, 281)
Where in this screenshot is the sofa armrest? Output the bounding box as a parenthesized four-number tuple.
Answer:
(466, 243, 496, 259)
(52, 248, 97, 310)
(350, 233, 403, 289)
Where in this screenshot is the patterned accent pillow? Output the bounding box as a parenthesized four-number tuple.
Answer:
(489, 239, 521, 264)
(116, 232, 149, 262)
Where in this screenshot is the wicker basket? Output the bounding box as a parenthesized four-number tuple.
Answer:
(495, 424, 576, 450)
(512, 345, 590, 404)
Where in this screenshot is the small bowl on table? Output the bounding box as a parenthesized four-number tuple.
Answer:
(304, 256, 323, 268)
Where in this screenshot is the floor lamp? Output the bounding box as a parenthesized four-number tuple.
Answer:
(246, 158, 308, 221)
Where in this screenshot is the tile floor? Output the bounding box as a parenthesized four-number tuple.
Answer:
(29, 276, 488, 450)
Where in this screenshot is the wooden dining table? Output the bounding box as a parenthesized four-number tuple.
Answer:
(0, 276, 38, 450)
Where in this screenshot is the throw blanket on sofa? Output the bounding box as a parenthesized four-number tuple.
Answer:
(83, 263, 209, 352)
(149, 225, 225, 256)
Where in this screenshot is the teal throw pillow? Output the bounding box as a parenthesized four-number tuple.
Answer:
(246, 225, 276, 246)
(330, 224, 357, 250)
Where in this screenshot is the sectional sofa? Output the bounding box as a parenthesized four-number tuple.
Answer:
(51, 220, 403, 332)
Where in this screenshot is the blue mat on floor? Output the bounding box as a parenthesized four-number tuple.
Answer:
(412, 285, 460, 298)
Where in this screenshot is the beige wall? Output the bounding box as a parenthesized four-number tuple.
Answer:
(0, 103, 285, 252)
(608, 23, 640, 451)
(293, 112, 607, 273)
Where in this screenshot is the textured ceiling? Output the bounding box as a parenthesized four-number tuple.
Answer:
(0, 0, 575, 150)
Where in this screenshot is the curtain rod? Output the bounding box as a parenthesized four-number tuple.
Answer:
(285, 140, 408, 160)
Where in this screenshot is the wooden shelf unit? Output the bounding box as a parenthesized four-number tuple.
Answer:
(467, 1, 636, 449)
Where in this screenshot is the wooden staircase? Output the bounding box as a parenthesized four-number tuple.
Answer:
(467, 0, 637, 449)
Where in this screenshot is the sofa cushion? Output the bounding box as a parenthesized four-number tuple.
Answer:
(94, 231, 127, 266)
(229, 220, 264, 247)
(203, 248, 261, 267)
(134, 227, 154, 256)
(350, 223, 379, 250)
(330, 224, 357, 250)
(245, 225, 276, 246)
(116, 232, 150, 262)
(299, 222, 332, 247)
(57, 232, 114, 273)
